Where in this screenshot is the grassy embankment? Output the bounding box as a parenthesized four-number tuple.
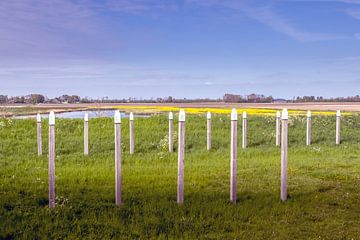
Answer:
(1, 113, 360, 239)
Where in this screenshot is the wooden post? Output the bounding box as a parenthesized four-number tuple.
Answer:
(177, 109, 185, 204)
(336, 110, 341, 145)
(37, 113, 42, 156)
(230, 108, 237, 204)
(207, 112, 211, 151)
(48, 111, 56, 208)
(280, 109, 288, 202)
(169, 112, 173, 153)
(276, 111, 281, 146)
(114, 110, 122, 206)
(84, 113, 89, 155)
(129, 112, 134, 154)
(306, 110, 311, 146)
(242, 111, 247, 149)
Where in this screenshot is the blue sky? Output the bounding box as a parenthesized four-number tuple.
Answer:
(0, 0, 360, 99)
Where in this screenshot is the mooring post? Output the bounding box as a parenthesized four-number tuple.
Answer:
(276, 111, 281, 146)
(169, 112, 173, 153)
(114, 110, 122, 206)
(306, 110, 311, 146)
(230, 108, 237, 204)
(336, 110, 341, 145)
(242, 111, 247, 149)
(37, 113, 42, 156)
(129, 112, 134, 154)
(280, 109, 288, 202)
(207, 111, 211, 151)
(48, 111, 56, 208)
(177, 109, 185, 204)
(84, 113, 89, 155)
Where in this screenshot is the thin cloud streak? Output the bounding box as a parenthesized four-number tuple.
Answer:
(188, 0, 348, 42)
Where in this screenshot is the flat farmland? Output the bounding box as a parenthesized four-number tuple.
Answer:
(2, 102, 360, 117)
(1, 112, 360, 239)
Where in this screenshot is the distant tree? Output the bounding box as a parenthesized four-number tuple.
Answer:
(29, 94, 45, 104)
(0, 95, 8, 103)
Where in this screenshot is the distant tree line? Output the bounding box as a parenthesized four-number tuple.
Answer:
(292, 95, 360, 102)
(1, 93, 360, 104)
(223, 93, 274, 103)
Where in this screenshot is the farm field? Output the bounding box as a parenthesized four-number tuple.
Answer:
(2, 113, 360, 239)
(3, 102, 360, 117)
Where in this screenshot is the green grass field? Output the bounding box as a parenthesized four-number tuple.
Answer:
(1, 114, 360, 239)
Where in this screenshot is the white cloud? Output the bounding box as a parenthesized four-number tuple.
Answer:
(188, 0, 348, 42)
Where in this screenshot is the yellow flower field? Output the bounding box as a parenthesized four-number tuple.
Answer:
(90, 105, 351, 116)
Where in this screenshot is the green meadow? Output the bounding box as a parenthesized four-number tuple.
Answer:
(1, 114, 360, 239)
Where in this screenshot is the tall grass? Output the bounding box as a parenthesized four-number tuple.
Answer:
(1, 114, 360, 239)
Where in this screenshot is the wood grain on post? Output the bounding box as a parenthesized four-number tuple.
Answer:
(177, 109, 185, 204)
(37, 113, 42, 156)
(280, 109, 288, 202)
(306, 111, 311, 146)
(242, 111, 247, 149)
(336, 110, 341, 145)
(169, 112, 173, 153)
(84, 113, 89, 155)
(230, 108, 237, 204)
(129, 112, 134, 154)
(48, 111, 56, 208)
(114, 110, 122, 206)
(207, 112, 211, 151)
(276, 111, 281, 146)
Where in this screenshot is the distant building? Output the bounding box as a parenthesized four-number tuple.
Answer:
(223, 94, 241, 103)
(272, 98, 287, 103)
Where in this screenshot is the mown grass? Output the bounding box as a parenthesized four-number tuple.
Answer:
(1, 114, 360, 239)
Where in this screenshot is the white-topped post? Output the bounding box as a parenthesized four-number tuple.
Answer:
(242, 111, 247, 149)
(230, 108, 237, 203)
(84, 113, 89, 155)
(207, 112, 211, 151)
(169, 112, 173, 152)
(48, 111, 55, 208)
(276, 111, 281, 146)
(129, 112, 134, 154)
(306, 111, 311, 146)
(336, 110, 341, 145)
(177, 109, 185, 204)
(114, 110, 122, 206)
(37, 113, 42, 156)
(281, 109, 288, 202)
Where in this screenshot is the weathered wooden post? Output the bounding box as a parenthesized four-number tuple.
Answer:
(37, 113, 42, 156)
(129, 112, 134, 154)
(280, 108, 288, 202)
(242, 111, 247, 149)
(48, 111, 56, 208)
(207, 112, 211, 151)
(84, 113, 89, 155)
(177, 109, 185, 204)
(230, 108, 237, 203)
(169, 112, 173, 152)
(306, 110, 311, 146)
(336, 110, 341, 145)
(114, 110, 122, 206)
(276, 111, 281, 146)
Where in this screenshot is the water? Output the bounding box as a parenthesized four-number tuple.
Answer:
(14, 110, 150, 119)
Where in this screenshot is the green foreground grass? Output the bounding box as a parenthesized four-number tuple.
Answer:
(1, 114, 360, 239)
